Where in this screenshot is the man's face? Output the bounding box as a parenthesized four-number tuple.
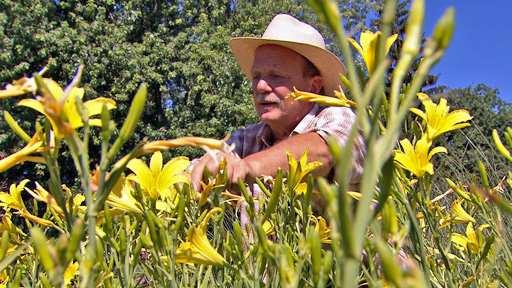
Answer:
(251, 45, 321, 135)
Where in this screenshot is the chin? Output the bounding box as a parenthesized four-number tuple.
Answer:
(259, 111, 282, 124)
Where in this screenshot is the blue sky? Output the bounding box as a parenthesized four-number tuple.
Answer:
(425, 1, 511, 102)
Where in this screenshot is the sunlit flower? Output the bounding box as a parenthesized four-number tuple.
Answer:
(451, 200, 476, 224)
(394, 136, 447, 177)
(348, 30, 398, 74)
(262, 220, 275, 236)
(289, 87, 355, 107)
(312, 216, 331, 244)
(25, 182, 86, 218)
(287, 152, 322, 195)
(127, 152, 189, 202)
(63, 262, 79, 286)
(451, 222, 490, 254)
(0, 131, 45, 173)
(105, 176, 143, 215)
(0, 270, 8, 287)
(0, 68, 47, 99)
(0, 180, 55, 227)
(410, 93, 472, 141)
(17, 78, 116, 138)
(175, 207, 226, 265)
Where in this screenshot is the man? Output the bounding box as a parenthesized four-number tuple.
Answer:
(191, 14, 365, 191)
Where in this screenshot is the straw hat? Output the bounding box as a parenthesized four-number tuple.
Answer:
(229, 14, 345, 97)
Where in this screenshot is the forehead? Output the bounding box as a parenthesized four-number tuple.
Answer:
(252, 45, 305, 72)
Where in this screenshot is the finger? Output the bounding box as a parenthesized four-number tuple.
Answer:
(205, 154, 222, 176)
(191, 159, 207, 192)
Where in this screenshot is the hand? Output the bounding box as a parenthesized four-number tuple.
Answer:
(225, 156, 255, 186)
(190, 153, 220, 192)
(191, 152, 257, 192)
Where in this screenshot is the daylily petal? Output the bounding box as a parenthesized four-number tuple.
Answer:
(394, 137, 444, 177)
(450, 233, 468, 251)
(157, 157, 189, 194)
(289, 88, 354, 107)
(359, 31, 379, 73)
(451, 200, 476, 224)
(0, 76, 36, 99)
(0, 140, 43, 173)
(63, 91, 83, 128)
(347, 38, 364, 60)
(314, 216, 331, 244)
(409, 107, 426, 120)
(43, 79, 64, 99)
(428, 146, 447, 160)
(83, 97, 116, 116)
(385, 34, 398, 54)
(176, 208, 225, 265)
(63, 262, 79, 286)
(127, 159, 153, 193)
(18, 99, 62, 136)
(106, 183, 143, 215)
(413, 94, 472, 140)
(150, 151, 163, 176)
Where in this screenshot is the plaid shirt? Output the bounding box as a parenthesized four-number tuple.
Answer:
(227, 104, 366, 186)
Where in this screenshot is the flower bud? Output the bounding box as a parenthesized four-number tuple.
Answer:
(402, 0, 424, 55)
(31, 227, 55, 274)
(432, 7, 455, 51)
(492, 129, 512, 162)
(4, 111, 31, 143)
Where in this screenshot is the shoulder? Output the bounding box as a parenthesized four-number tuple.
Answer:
(314, 106, 356, 128)
(229, 122, 265, 139)
(316, 105, 356, 119)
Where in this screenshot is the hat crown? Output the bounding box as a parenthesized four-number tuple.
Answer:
(262, 14, 326, 49)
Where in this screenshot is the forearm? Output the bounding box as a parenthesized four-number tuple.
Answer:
(244, 132, 333, 178)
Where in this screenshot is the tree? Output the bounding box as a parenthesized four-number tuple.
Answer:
(0, 0, 318, 184)
(433, 84, 512, 188)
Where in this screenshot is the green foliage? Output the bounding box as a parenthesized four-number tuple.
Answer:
(433, 84, 512, 186)
(1, 1, 511, 286)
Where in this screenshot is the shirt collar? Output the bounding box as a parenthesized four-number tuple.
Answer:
(255, 104, 321, 148)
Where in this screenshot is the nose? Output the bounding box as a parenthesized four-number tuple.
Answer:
(253, 78, 272, 94)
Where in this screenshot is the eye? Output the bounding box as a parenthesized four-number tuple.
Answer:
(269, 72, 283, 79)
(252, 73, 261, 82)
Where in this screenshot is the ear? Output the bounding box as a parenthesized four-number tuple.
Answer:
(310, 76, 323, 94)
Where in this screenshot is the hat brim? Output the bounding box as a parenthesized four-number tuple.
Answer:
(229, 37, 346, 97)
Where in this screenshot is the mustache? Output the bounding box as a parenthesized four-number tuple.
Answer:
(253, 94, 281, 104)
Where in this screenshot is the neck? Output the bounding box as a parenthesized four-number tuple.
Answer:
(268, 117, 301, 142)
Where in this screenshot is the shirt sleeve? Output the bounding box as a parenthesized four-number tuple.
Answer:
(312, 106, 366, 185)
(226, 128, 245, 157)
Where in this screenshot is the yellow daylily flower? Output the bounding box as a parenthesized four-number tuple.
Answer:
(394, 136, 447, 177)
(451, 200, 476, 224)
(63, 262, 79, 286)
(0, 131, 45, 173)
(0, 213, 25, 243)
(288, 87, 355, 107)
(17, 78, 116, 138)
(127, 152, 190, 201)
(0, 73, 40, 99)
(0, 180, 55, 227)
(451, 223, 490, 254)
(24, 182, 86, 219)
(262, 220, 275, 236)
(410, 94, 472, 141)
(348, 30, 398, 74)
(0, 270, 8, 287)
(312, 216, 331, 244)
(175, 207, 226, 265)
(287, 152, 322, 195)
(106, 176, 143, 215)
